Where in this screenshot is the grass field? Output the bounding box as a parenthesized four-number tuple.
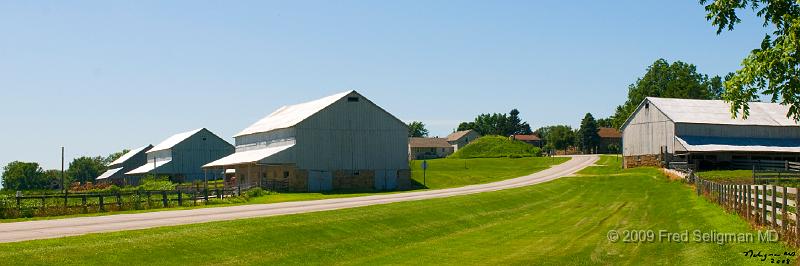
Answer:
(410, 157, 569, 189)
(449, 135, 541, 158)
(697, 170, 754, 184)
(0, 155, 791, 265)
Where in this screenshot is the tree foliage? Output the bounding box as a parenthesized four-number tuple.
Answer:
(701, 0, 800, 120)
(407, 121, 429, 137)
(458, 109, 532, 136)
(609, 59, 723, 128)
(577, 113, 601, 154)
(104, 149, 130, 166)
(67, 156, 107, 184)
(1, 161, 50, 191)
(537, 125, 575, 153)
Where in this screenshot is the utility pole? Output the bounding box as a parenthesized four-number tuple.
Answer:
(61, 147, 65, 194)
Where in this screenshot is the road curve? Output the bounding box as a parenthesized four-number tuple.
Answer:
(0, 155, 599, 243)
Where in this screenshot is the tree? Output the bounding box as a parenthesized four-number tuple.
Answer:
(458, 109, 533, 136)
(104, 149, 130, 166)
(701, 0, 800, 121)
(577, 113, 601, 154)
(408, 121, 429, 137)
(609, 59, 723, 128)
(596, 117, 614, 128)
(544, 125, 575, 154)
(1, 161, 47, 191)
(42, 169, 67, 190)
(67, 156, 107, 184)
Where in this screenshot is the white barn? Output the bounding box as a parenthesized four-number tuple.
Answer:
(204, 90, 410, 192)
(621, 97, 800, 169)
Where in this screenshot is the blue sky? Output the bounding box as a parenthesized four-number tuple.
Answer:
(0, 1, 768, 173)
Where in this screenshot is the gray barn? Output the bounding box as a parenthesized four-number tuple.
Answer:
(96, 144, 153, 185)
(204, 90, 410, 192)
(621, 97, 800, 169)
(127, 128, 234, 182)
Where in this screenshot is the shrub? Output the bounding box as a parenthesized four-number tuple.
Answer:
(139, 175, 176, 191)
(245, 188, 268, 198)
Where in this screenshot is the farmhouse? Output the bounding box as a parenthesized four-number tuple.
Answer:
(511, 134, 543, 147)
(597, 127, 622, 154)
(126, 128, 234, 182)
(96, 145, 153, 185)
(409, 137, 455, 159)
(446, 130, 481, 150)
(621, 97, 800, 169)
(203, 90, 410, 192)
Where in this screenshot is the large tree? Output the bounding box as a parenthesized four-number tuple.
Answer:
(577, 113, 601, 154)
(541, 125, 575, 154)
(701, 0, 800, 120)
(1, 161, 47, 191)
(609, 59, 723, 128)
(407, 121, 429, 137)
(67, 156, 107, 184)
(458, 109, 532, 136)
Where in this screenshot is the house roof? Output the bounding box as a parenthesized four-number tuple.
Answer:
(676, 136, 800, 153)
(235, 91, 353, 137)
(446, 130, 476, 142)
(598, 127, 621, 139)
(409, 137, 453, 148)
(645, 97, 800, 126)
(512, 134, 541, 141)
(150, 128, 204, 153)
(109, 145, 153, 166)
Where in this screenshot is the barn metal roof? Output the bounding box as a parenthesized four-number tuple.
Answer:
(149, 128, 204, 152)
(647, 97, 799, 126)
(126, 159, 172, 175)
(676, 136, 800, 153)
(235, 91, 354, 137)
(108, 145, 153, 166)
(203, 143, 294, 167)
(96, 167, 123, 180)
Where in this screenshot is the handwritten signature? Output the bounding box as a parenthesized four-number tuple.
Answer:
(743, 250, 795, 264)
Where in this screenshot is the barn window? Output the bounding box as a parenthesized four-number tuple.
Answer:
(645, 103, 649, 109)
(283, 171, 290, 179)
(353, 171, 360, 176)
(347, 97, 360, 102)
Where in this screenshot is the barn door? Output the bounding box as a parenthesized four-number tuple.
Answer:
(308, 171, 332, 192)
(374, 171, 386, 191)
(385, 170, 398, 190)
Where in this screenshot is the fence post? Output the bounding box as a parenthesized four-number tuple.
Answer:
(147, 191, 151, 209)
(795, 189, 799, 245)
(99, 195, 105, 212)
(746, 185, 751, 221)
(772, 185, 777, 228)
(178, 191, 183, 206)
(161, 191, 168, 208)
(755, 186, 761, 225)
(82, 195, 87, 213)
(204, 188, 208, 203)
(116, 192, 122, 209)
(762, 185, 768, 225)
(783, 186, 788, 232)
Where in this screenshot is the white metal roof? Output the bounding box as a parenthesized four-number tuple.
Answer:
(676, 136, 800, 153)
(96, 167, 123, 180)
(203, 143, 294, 167)
(235, 91, 354, 137)
(126, 159, 172, 175)
(150, 128, 204, 152)
(109, 145, 152, 166)
(647, 97, 799, 126)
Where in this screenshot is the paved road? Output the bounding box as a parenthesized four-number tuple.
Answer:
(0, 155, 598, 243)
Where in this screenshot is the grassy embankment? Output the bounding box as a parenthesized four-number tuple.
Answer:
(0, 155, 791, 265)
(449, 135, 542, 159)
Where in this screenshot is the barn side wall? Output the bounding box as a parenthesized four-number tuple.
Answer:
(622, 101, 675, 158)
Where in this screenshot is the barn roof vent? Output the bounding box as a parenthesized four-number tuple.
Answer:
(347, 97, 360, 102)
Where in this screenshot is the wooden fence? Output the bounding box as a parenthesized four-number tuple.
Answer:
(687, 171, 800, 244)
(0, 188, 242, 219)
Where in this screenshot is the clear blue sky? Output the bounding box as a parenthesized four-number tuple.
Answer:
(0, 1, 768, 173)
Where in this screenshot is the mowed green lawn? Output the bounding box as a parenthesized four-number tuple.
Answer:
(410, 157, 569, 189)
(0, 156, 792, 265)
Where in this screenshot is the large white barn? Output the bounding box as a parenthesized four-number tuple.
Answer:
(621, 97, 800, 169)
(204, 90, 410, 192)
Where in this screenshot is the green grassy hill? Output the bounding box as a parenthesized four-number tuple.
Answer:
(449, 135, 541, 158)
(0, 155, 788, 265)
(410, 157, 569, 189)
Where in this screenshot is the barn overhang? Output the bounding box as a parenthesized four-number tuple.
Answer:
(203, 143, 294, 168)
(675, 136, 800, 153)
(97, 167, 123, 180)
(126, 159, 173, 175)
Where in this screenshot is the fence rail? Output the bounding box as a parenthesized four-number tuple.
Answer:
(685, 170, 800, 245)
(0, 187, 244, 219)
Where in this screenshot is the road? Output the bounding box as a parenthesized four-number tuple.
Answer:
(0, 155, 598, 243)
